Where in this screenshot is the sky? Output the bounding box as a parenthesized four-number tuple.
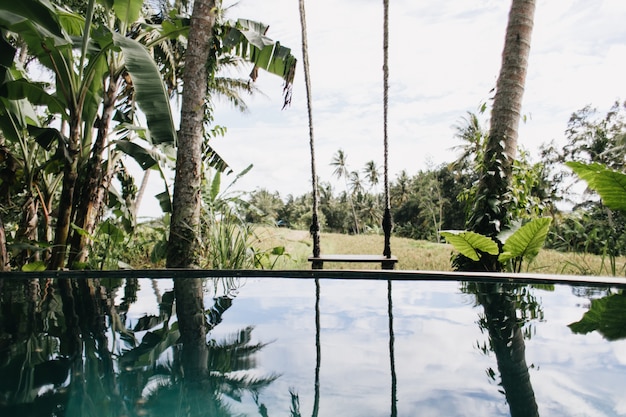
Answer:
(139, 0, 626, 217)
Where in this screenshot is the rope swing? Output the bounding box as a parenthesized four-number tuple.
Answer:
(300, 0, 397, 270)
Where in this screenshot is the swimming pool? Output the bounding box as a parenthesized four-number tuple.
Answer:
(1, 271, 625, 416)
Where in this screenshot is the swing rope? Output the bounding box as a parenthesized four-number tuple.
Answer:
(298, 0, 321, 258)
(382, 0, 393, 258)
(300, 0, 394, 267)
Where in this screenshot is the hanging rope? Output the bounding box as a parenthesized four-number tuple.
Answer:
(382, 0, 393, 258)
(298, 0, 321, 259)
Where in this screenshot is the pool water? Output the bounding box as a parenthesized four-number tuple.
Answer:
(1, 276, 625, 416)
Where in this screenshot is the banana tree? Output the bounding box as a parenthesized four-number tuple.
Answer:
(0, 0, 177, 269)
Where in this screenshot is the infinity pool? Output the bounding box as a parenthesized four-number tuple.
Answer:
(1, 273, 625, 416)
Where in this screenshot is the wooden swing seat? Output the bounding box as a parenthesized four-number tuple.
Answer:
(308, 254, 398, 270)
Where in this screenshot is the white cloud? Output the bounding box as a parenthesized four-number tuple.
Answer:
(140, 0, 626, 216)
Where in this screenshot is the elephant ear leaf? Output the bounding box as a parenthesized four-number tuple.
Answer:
(441, 231, 499, 262)
(566, 161, 626, 213)
(498, 217, 551, 264)
(568, 293, 626, 341)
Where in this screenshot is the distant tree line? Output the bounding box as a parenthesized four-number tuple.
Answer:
(242, 101, 626, 258)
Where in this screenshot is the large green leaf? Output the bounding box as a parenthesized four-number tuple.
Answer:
(0, 32, 16, 69)
(111, 32, 177, 145)
(440, 231, 499, 262)
(569, 292, 626, 341)
(0, 0, 71, 69)
(566, 161, 626, 213)
(0, 0, 67, 43)
(113, 0, 142, 27)
(222, 19, 296, 107)
(0, 63, 42, 144)
(498, 217, 552, 263)
(2, 79, 67, 116)
(115, 140, 159, 170)
(155, 191, 172, 213)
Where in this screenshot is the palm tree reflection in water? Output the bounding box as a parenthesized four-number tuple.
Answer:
(0, 277, 279, 417)
(471, 282, 541, 417)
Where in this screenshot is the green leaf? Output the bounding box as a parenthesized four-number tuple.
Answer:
(221, 19, 296, 107)
(210, 170, 221, 202)
(21, 261, 46, 272)
(441, 231, 499, 261)
(28, 126, 64, 150)
(498, 217, 552, 263)
(1, 79, 67, 116)
(150, 240, 168, 264)
(155, 191, 172, 213)
(0, 33, 16, 69)
(271, 246, 286, 256)
(113, 0, 142, 27)
(111, 32, 177, 145)
(0, 0, 68, 44)
(98, 220, 125, 244)
(569, 292, 626, 341)
(115, 140, 158, 170)
(566, 161, 626, 213)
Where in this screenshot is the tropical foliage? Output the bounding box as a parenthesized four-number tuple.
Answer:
(0, 0, 295, 270)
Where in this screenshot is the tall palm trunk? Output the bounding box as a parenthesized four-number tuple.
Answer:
(478, 283, 539, 417)
(467, 0, 536, 270)
(167, 0, 216, 393)
(491, 0, 535, 165)
(67, 79, 119, 268)
(166, 0, 217, 268)
(175, 278, 209, 380)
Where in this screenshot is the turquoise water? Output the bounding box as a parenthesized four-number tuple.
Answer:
(1, 276, 625, 416)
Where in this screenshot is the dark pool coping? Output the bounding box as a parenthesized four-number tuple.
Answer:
(1, 269, 626, 288)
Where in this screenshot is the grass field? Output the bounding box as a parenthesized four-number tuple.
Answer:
(250, 226, 626, 277)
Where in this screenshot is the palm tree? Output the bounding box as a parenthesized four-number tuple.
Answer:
(167, 3, 297, 268)
(166, 0, 218, 269)
(390, 170, 411, 206)
(475, 283, 540, 417)
(463, 0, 536, 271)
(349, 170, 365, 197)
(450, 111, 486, 175)
(331, 149, 360, 233)
(363, 160, 380, 191)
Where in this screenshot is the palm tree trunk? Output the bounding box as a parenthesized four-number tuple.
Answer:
(175, 278, 209, 380)
(478, 284, 539, 417)
(468, 0, 536, 245)
(166, 0, 216, 268)
(491, 0, 536, 165)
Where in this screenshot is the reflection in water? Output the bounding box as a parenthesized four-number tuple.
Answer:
(1, 276, 625, 416)
(569, 289, 626, 341)
(312, 278, 321, 417)
(387, 280, 397, 417)
(0, 277, 277, 416)
(473, 282, 540, 417)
